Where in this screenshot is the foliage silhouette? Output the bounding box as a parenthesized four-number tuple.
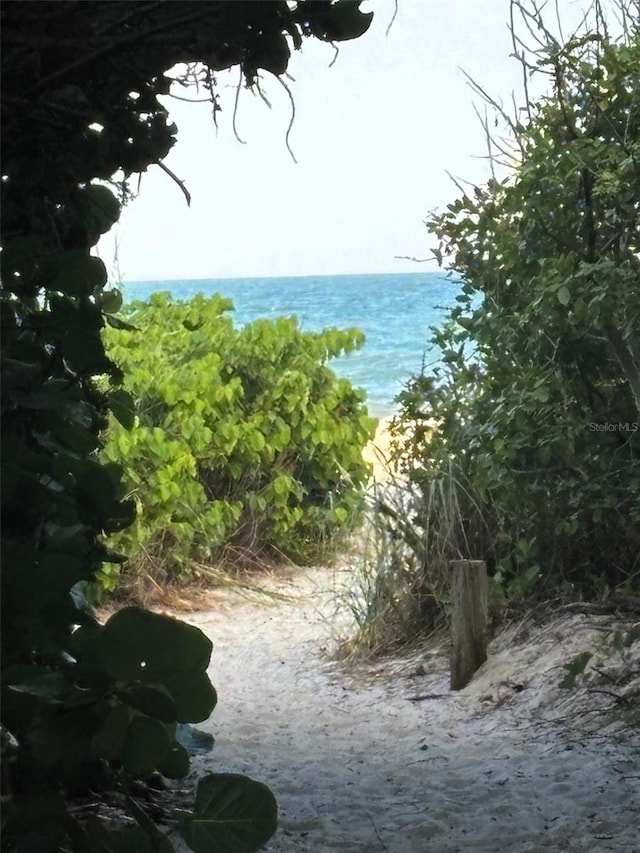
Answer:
(0, 2, 372, 849)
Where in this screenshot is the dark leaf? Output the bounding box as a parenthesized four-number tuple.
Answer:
(46, 250, 108, 297)
(179, 773, 278, 853)
(105, 314, 140, 331)
(100, 289, 124, 315)
(304, 1, 374, 42)
(157, 740, 191, 779)
(121, 714, 173, 778)
(119, 684, 178, 723)
(91, 702, 131, 760)
(99, 607, 213, 683)
(108, 388, 136, 430)
(165, 669, 217, 723)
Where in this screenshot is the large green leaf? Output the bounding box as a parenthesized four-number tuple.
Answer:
(81, 184, 122, 235)
(120, 714, 173, 778)
(165, 669, 217, 723)
(179, 773, 278, 853)
(45, 249, 107, 297)
(304, 1, 374, 43)
(99, 607, 213, 683)
(108, 388, 136, 430)
(77, 459, 122, 518)
(105, 313, 139, 331)
(119, 683, 177, 722)
(157, 740, 190, 779)
(91, 702, 131, 760)
(100, 288, 123, 315)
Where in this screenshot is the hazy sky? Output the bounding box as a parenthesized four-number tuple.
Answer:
(98, 0, 587, 282)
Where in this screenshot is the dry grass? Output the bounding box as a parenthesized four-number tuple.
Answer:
(338, 416, 495, 660)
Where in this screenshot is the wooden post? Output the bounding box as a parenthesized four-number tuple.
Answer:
(450, 560, 488, 690)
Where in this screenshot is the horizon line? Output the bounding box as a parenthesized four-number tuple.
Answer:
(113, 269, 456, 285)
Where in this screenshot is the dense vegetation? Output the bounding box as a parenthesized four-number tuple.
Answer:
(100, 292, 373, 595)
(0, 2, 372, 850)
(350, 1, 640, 653)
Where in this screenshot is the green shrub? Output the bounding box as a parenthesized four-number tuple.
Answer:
(100, 292, 375, 591)
(352, 11, 640, 657)
(393, 15, 640, 604)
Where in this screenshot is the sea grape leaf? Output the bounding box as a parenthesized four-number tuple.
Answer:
(157, 740, 191, 779)
(28, 706, 102, 769)
(179, 773, 278, 853)
(82, 184, 122, 235)
(100, 288, 123, 315)
(105, 314, 139, 331)
(64, 327, 111, 374)
(164, 669, 217, 723)
(39, 553, 89, 593)
(46, 250, 108, 297)
(108, 388, 136, 430)
(557, 284, 571, 306)
(99, 607, 213, 683)
(91, 702, 131, 760)
(303, 1, 374, 43)
(252, 31, 290, 76)
(77, 459, 121, 515)
(119, 683, 178, 722)
(121, 714, 173, 778)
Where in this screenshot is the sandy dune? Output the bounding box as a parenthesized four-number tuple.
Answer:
(175, 565, 640, 853)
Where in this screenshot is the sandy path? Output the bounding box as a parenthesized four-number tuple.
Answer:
(179, 566, 640, 853)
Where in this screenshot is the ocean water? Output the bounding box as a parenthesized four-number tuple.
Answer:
(122, 272, 461, 416)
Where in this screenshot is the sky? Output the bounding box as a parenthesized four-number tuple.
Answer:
(97, 0, 592, 282)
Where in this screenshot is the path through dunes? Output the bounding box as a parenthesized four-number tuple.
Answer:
(179, 566, 640, 853)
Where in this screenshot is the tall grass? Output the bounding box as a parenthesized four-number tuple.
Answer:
(338, 435, 492, 658)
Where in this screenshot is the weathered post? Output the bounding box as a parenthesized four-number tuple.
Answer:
(450, 560, 488, 690)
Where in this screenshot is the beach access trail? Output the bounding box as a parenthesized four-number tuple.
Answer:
(177, 564, 640, 853)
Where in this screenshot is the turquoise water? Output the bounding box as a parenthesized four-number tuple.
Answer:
(122, 272, 461, 416)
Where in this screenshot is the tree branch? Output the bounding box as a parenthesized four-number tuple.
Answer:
(154, 160, 191, 207)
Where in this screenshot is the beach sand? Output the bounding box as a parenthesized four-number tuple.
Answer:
(172, 565, 640, 852)
(362, 416, 401, 484)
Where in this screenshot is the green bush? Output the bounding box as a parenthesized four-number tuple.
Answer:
(100, 292, 375, 591)
(395, 15, 640, 603)
(352, 10, 640, 658)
